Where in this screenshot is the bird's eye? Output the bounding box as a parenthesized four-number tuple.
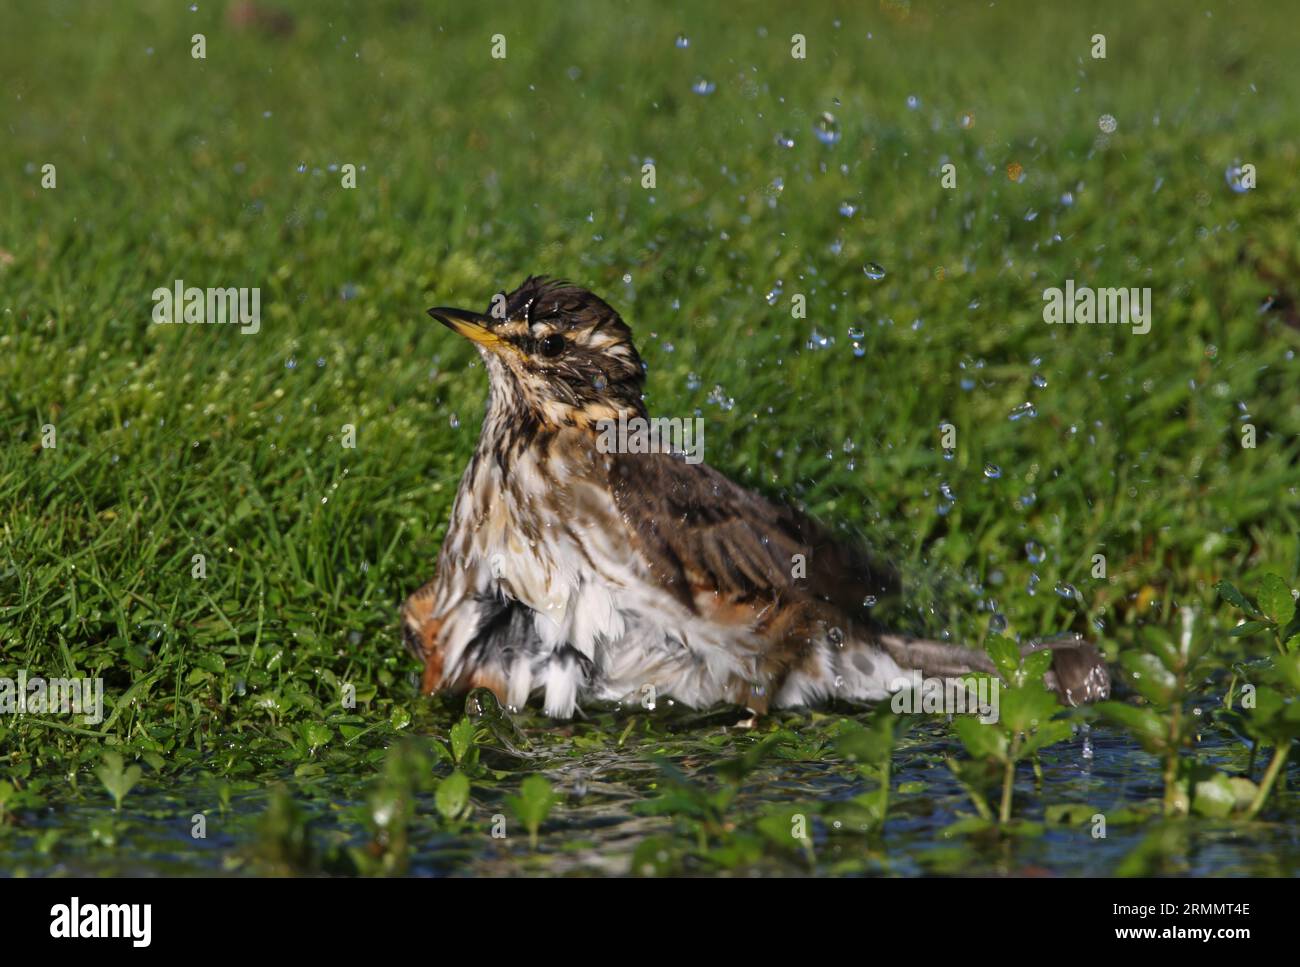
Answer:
(539, 334, 566, 357)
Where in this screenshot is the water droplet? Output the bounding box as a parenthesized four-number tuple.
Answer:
(983, 464, 1002, 479)
(1055, 582, 1081, 604)
(838, 201, 857, 217)
(449, 413, 460, 429)
(675, 33, 690, 48)
(691, 77, 716, 95)
(959, 111, 975, 129)
(906, 94, 920, 110)
(813, 111, 841, 145)
(989, 613, 1008, 634)
(1225, 164, 1252, 194)
(828, 627, 845, 647)
(806, 329, 834, 351)
(862, 595, 878, 608)
(774, 132, 795, 149)
(1031, 372, 1047, 388)
(285, 357, 297, 370)
(1008, 401, 1037, 421)
(1025, 540, 1047, 565)
(706, 385, 735, 410)
(295, 162, 307, 173)
(863, 262, 886, 281)
(1098, 113, 1117, 133)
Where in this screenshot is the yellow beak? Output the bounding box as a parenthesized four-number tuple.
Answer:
(427, 306, 502, 347)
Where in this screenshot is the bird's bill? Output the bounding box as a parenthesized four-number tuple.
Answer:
(427, 306, 502, 347)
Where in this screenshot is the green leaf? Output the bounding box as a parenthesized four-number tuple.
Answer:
(985, 635, 1021, 681)
(1228, 620, 1269, 638)
(942, 815, 995, 837)
(1271, 652, 1300, 693)
(952, 715, 1008, 761)
(1215, 579, 1258, 617)
(1044, 803, 1098, 825)
(1192, 773, 1236, 818)
(435, 770, 470, 822)
(1097, 702, 1167, 753)
(1120, 651, 1178, 706)
(755, 807, 812, 852)
(1227, 776, 1259, 810)
(299, 722, 333, 751)
(1020, 649, 1053, 683)
(834, 718, 895, 766)
(1020, 719, 1075, 757)
(94, 751, 141, 812)
(1257, 574, 1296, 628)
(1000, 683, 1060, 735)
(448, 717, 477, 765)
(389, 706, 411, 731)
(507, 774, 556, 848)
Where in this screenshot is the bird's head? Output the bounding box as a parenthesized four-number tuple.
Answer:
(429, 277, 646, 427)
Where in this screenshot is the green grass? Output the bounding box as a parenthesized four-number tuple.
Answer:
(1, 0, 1299, 875)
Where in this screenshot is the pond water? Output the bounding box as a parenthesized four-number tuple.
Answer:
(7, 702, 1297, 877)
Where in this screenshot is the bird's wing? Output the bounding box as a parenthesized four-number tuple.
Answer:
(608, 450, 897, 621)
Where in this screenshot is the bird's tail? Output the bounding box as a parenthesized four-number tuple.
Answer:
(876, 631, 1110, 707)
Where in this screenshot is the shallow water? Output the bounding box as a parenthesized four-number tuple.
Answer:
(6, 703, 1297, 877)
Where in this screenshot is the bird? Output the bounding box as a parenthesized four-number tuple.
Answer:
(401, 276, 1109, 719)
